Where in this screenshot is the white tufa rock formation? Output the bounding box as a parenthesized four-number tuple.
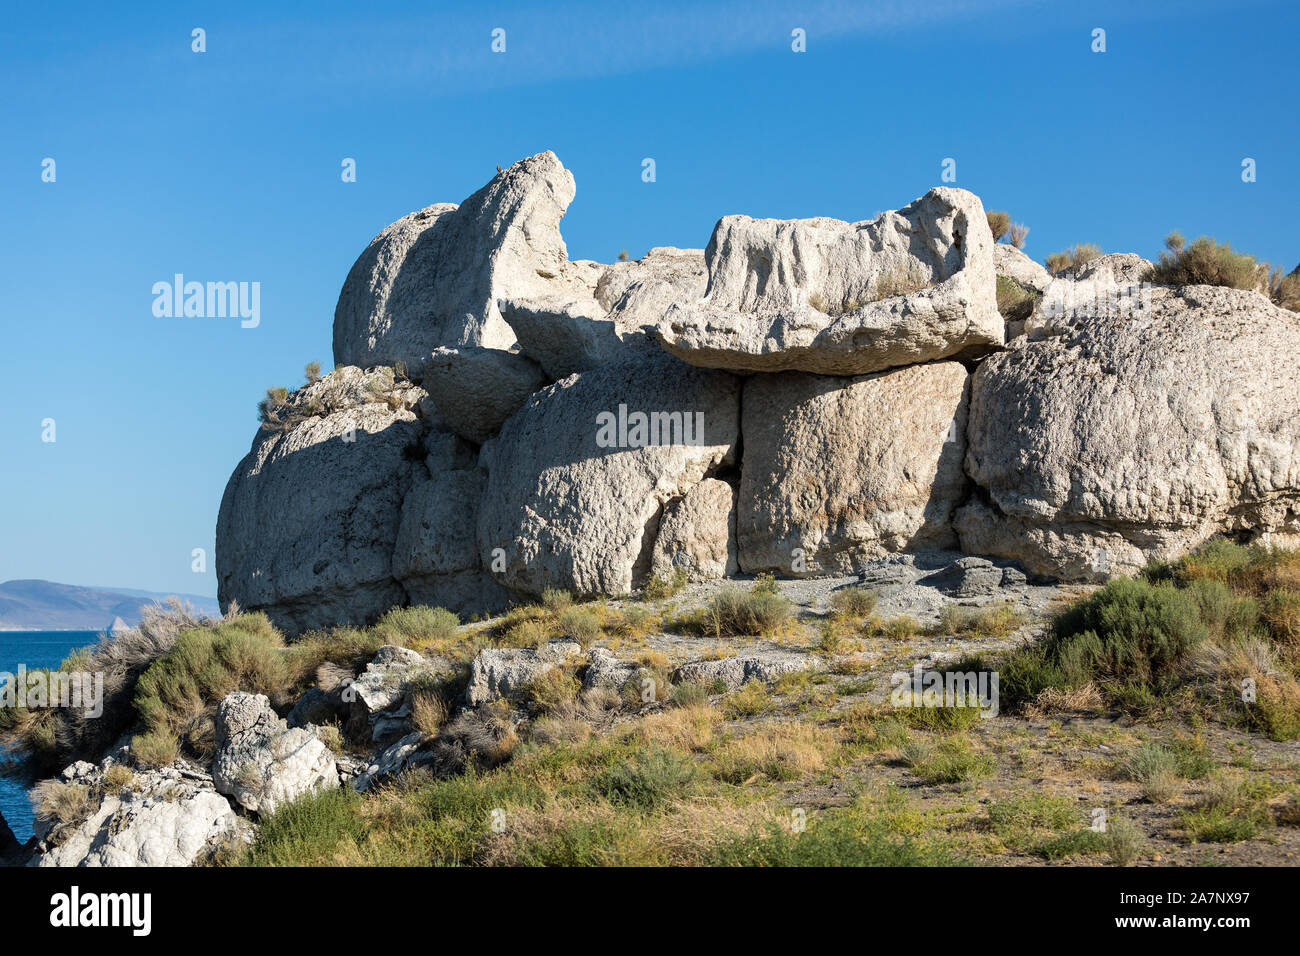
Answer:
(215, 151, 1300, 632)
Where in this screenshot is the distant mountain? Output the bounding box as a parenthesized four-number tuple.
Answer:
(0, 580, 222, 631)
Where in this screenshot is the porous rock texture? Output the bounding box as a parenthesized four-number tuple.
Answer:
(958, 285, 1300, 579)
(656, 187, 1002, 374)
(739, 361, 970, 575)
(478, 350, 740, 598)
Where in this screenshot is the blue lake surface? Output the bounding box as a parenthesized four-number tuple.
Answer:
(0, 630, 101, 842)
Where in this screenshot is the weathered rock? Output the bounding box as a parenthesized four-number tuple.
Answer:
(673, 653, 820, 692)
(920, 556, 1005, 597)
(36, 763, 249, 868)
(1074, 252, 1153, 286)
(739, 362, 970, 574)
(352, 731, 427, 793)
(649, 478, 738, 583)
(216, 367, 426, 634)
(656, 188, 1001, 375)
(478, 351, 740, 597)
(993, 243, 1053, 293)
(418, 346, 548, 444)
(333, 151, 586, 376)
(958, 285, 1300, 579)
(391, 431, 490, 615)
(464, 641, 581, 706)
(212, 692, 339, 815)
(500, 248, 707, 379)
(582, 647, 640, 692)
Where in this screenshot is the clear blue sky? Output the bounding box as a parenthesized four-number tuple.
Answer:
(2, 0, 1296, 598)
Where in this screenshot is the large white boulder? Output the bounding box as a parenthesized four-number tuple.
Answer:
(478, 352, 740, 597)
(655, 188, 1001, 375)
(958, 285, 1300, 579)
(739, 362, 970, 574)
(332, 151, 592, 378)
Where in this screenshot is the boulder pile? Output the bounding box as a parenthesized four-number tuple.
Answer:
(216, 151, 1300, 632)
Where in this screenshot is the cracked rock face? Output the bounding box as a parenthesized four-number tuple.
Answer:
(477, 351, 740, 597)
(656, 188, 1002, 375)
(649, 477, 738, 583)
(958, 285, 1300, 579)
(739, 361, 971, 575)
(212, 692, 339, 816)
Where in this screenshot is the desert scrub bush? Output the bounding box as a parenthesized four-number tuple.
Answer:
(995, 275, 1040, 323)
(907, 737, 994, 785)
(558, 607, 601, 646)
(1180, 774, 1274, 843)
(1267, 265, 1300, 312)
(369, 605, 459, 652)
(0, 599, 220, 774)
(1035, 815, 1144, 864)
(986, 792, 1078, 835)
(669, 681, 710, 709)
(31, 780, 92, 827)
(539, 587, 572, 613)
(132, 611, 289, 758)
(1144, 232, 1259, 289)
(1045, 243, 1101, 276)
(593, 746, 700, 811)
(1007, 222, 1029, 249)
(937, 601, 1026, 638)
(304, 360, 322, 383)
(643, 567, 688, 600)
(1042, 577, 1207, 689)
(689, 586, 791, 638)
(1261, 590, 1300, 646)
(986, 210, 1011, 242)
(1117, 744, 1180, 803)
(101, 763, 136, 795)
(524, 667, 582, 716)
(830, 586, 877, 619)
(721, 680, 772, 719)
(880, 615, 920, 640)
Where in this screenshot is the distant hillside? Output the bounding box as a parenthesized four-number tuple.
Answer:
(0, 580, 221, 631)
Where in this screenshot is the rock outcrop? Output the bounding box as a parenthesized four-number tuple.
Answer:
(212, 692, 339, 815)
(35, 759, 250, 868)
(464, 641, 582, 706)
(332, 151, 588, 375)
(216, 150, 1300, 632)
(739, 361, 970, 575)
(958, 285, 1300, 579)
(478, 351, 740, 597)
(649, 477, 738, 583)
(656, 188, 1002, 375)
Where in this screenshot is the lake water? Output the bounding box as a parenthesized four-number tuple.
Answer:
(0, 630, 101, 842)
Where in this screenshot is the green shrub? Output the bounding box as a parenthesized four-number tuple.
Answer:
(830, 586, 877, 619)
(1144, 233, 1259, 290)
(132, 612, 287, 756)
(558, 607, 601, 646)
(594, 747, 700, 811)
(540, 588, 573, 613)
(722, 680, 772, 719)
(996, 275, 1040, 322)
(370, 605, 459, 649)
(669, 681, 710, 709)
(1046, 577, 1207, 688)
(643, 567, 688, 601)
(524, 668, 581, 716)
(707, 813, 959, 866)
(697, 587, 791, 638)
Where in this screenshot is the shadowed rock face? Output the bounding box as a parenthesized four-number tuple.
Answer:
(958, 284, 1300, 579)
(739, 362, 971, 575)
(477, 350, 740, 598)
(215, 151, 1300, 633)
(655, 187, 1002, 375)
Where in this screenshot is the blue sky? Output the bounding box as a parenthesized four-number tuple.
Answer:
(1, 0, 1296, 598)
